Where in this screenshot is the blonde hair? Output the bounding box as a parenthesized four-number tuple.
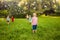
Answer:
(33, 13, 37, 16)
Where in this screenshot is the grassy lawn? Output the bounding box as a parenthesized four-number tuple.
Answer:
(0, 16, 60, 40)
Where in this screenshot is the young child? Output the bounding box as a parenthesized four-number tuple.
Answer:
(26, 14, 29, 20)
(11, 16, 14, 22)
(29, 15, 32, 24)
(6, 15, 10, 24)
(32, 13, 38, 33)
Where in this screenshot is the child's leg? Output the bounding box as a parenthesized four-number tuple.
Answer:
(32, 30, 37, 33)
(32, 25, 34, 33)
(35, 30, 37, 33)
(7, 22, 9, 24)
(32, 25, 36, 33)
(7, 21, 10, 24)
(33, 25, 37, 33)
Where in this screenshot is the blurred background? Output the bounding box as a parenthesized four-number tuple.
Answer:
(0, 0, 60, 18)
(0, 0, 60, 40)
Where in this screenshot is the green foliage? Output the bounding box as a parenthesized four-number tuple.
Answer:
(0, 0, 60, 18)
(0, 10, 8, 18)
(55, 12, 60, 16)
(14, 14, 26, 18)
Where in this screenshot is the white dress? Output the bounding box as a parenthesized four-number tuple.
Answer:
(7, 17, 10, 22)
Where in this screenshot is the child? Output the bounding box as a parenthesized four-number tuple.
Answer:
(6, 15, 10, 24)
(32, 13, 38, 33)
(26, 14, 29, 20)
(29, 15, 32, 24)
(11, 16, 14, 22)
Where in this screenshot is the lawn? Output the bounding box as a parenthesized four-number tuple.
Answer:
(0, 16, 60, 40)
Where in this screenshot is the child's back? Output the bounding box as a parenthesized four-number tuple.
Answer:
(32, 13, 38, 33)
(7, 16, 10, 21)
(32, 16, 37, 25)
(29, 15, 32, 23)
(11, 16, 14, 22)
(6, 15, 10, 24)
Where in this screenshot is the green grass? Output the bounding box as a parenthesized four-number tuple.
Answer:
(0, 16, 60, 40)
